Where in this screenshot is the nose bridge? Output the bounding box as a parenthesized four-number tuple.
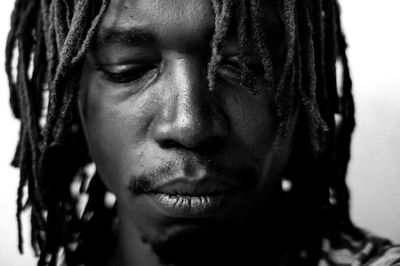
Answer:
(173, 58, 209, 127)
(153, 56, 227, 149)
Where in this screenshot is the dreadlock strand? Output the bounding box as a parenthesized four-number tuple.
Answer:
(11, 0, 40, 127)
(323, 0, 339, 117)
(53, 75, 79, 143)
(330, 0, 356, 234)
(54, 0, 70, 52)
(313, 0, 334, 209)
(16, 44, 42, 192)
(313, 0, 328, 109)
(52, 0, 110, 143)
(334, 2, 354, 124)
(45, 0, 108, 147)
(207, 0, 221, 91)
(30, 207, 41, 257)
(208, 0, 233, 91)
(312, 1, 334, 153)
(43, 0, 89, 146)
(279, 0, 297, 87)
(235, 0, 254, 89)
(298, 0, 329, 153)
(12, 126, 24, 167)
(14, 3, 48, 227)
(212, 0, 222, 16)
(249, 0, 274, 93)
(32, 18, 46, 115)
(282, 56, 297, 136)
(236, 0, 247, 51)
(16, 129, 32, 253)
(17, 163, 27, 253)
(58, 0, 90, 61)
(40, 0, 58, 86)
(5, 0, 25, 119)
(302, 0, 317, 101)
(294, 26, 319, 153)
(53, 0, 109, 143)
(272, 0, 296, 147)
(72, 0, 110, 65)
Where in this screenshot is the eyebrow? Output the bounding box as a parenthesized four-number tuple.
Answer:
(94, 27, 158, 48)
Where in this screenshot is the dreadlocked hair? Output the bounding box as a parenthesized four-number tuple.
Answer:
(6, 0, 357, 265)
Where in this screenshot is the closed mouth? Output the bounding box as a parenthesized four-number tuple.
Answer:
(129, 166, 256, 219)
(136, 177, 247, 218)
(148, 189, 239, 218)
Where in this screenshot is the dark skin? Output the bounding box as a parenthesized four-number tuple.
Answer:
(79, 0, 297, 265)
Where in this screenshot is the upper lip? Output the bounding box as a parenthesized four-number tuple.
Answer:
(150, 177, 243, 196)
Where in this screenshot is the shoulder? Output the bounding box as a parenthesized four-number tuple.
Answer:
(366, 246, 400, 266)
(319, 229, 400, 266)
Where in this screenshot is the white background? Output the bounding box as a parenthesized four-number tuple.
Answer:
(1, 1, 399, 265)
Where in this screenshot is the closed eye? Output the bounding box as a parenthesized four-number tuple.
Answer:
(100, 64, 157, 84)
(219, 54, 263, 79)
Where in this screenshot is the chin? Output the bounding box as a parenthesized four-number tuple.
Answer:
(140, 216, 271, 266)
(141, 222, 235, 266)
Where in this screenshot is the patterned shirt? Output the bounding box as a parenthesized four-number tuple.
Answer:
(319, 230, 400, 266)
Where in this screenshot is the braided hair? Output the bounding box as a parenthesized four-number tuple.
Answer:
(6, 0, 357, 265)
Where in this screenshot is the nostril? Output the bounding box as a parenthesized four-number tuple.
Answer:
(157, 135, 226, 155)
(158, 139, 187, 150)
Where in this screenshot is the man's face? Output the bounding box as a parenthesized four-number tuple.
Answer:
(79, 0, 294, 263)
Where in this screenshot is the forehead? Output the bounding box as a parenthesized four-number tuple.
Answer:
(100, 0, 283, 49)
(101, 0, 214, 48)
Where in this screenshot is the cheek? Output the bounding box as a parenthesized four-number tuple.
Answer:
(222, 84, 293, 189)
(230, 98, 293, 190)
(236, 107, 275, 148)
(225, 90, 277, 162)
(79, 75, 156, 194)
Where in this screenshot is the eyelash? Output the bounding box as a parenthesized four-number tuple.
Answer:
(101, 65, 156, 84)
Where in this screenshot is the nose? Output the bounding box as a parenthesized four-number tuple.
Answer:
(152, 57, 228, 150)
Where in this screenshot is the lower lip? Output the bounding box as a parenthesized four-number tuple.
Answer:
(147, 192, 237, 218)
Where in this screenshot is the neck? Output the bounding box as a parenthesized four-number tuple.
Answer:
(108, 192, 301, 266)
(109, 219, 160, 266)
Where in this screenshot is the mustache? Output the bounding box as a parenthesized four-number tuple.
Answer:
(128, 158, 258, 195)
